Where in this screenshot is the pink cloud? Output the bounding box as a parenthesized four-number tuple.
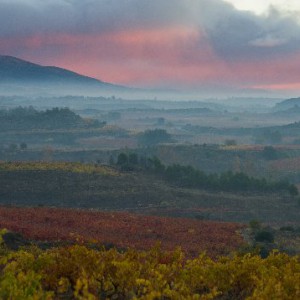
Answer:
(1, 26, 300, 93)
(224, 52, 300, 91)
(0, 27, 228, 87)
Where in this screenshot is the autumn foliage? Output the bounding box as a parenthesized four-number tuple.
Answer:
(0, 161, 118, 175)
(0, 241, 299, 299)
(0, 207, 244, 258)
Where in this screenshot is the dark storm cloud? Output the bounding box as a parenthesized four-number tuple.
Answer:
(1, 0, 300, 62)
(0, 0, 191, 37)
(199, 0, 300, 61)
(0, 0, 75, 37)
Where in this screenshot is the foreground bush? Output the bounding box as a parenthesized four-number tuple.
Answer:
(0, 243, 299, 299)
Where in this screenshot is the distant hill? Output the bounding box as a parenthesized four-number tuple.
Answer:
(0, 106, 104, 131)
(0, 55, 129, 95)
(272, 105, 300, 116)
(273, 97, 300, 111)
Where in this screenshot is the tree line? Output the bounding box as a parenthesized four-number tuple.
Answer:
(113, 152, 298, 196)
(0, 106, 105, 130)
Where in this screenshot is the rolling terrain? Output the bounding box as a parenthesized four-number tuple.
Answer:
(0, 162, 298, 226)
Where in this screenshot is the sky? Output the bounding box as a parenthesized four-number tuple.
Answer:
(1, 0, 300, 96)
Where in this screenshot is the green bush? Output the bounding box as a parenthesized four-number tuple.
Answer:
(254, 230, 274, 243)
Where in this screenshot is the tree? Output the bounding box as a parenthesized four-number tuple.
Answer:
(109, 155, 115, 165)
(254, 230, 274, 243)
(128, 153, 138, 165)
(20, 142, 27, 150)
(117, 153, 128, 165)
(288, 184, 299, 196)
(148, 156, 165, 173)
(138, 129, 172, 146)
(262, 146, 277, 160)
(224, 139, 237, 146)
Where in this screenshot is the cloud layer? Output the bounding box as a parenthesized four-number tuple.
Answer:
(1, 0, 300, 93)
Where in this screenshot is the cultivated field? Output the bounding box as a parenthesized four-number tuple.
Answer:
(0, 206, 244, 257)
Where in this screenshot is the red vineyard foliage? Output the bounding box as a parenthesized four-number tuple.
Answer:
(0, 206, 245, 257)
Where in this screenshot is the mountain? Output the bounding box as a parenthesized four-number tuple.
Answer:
(0, 55, 128, 95)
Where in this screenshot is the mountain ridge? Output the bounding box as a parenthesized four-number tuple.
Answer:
(0, 55, 127, 92)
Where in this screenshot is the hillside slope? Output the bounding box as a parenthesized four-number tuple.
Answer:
(0, 55, 128, 94)
(0, 162, 298, 225)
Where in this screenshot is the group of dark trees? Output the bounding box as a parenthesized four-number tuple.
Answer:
(0, 107, 105, 131)
(164, 164, 298, 195)
(114, 152, 298, 196)
(6, 143, 27, 152)
(138, 129, 172, 146)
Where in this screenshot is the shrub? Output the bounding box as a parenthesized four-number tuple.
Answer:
(288, 184, 299, 196)
(249, 220, 261, 231)
(262, 146, 277, 160)
(116, 153, 128, 165)
(254, 230, 274, 243)
(138, 129, 172, 146)
(224, 139, 237, 146)
(279, 226, 295, 232)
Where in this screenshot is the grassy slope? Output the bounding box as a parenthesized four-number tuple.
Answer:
(0, 162, 299, 226)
